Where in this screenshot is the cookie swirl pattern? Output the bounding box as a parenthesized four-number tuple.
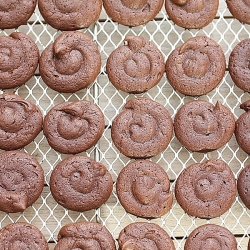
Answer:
(0, 32, 39, 89)
(54, 222, 116, 250)
(107, 36, 165, 93)
(0, 222, 48, 249)
(184, 224, 237, 250)
(165, 0, 219, 29)
(226, 0, 250, 25)
(175, 159, 236, 219)
(111, 97, 173, 158)
(166, 36, 226, 96)
(116, 160, 173, 218)
(235, 100, 250, 154)
(0, 151, 44, 213)
(229, 39, 250, 92)
(237, 164, 250, 210)
(174, 100, 235, 152)
(118, 222, 175, 250)
(38, 0, 102, 30)
(0, 1, 37, 29)
(50, 156, 113, 212)
(103, 0, 164, 26)
(0, 94, 43, 150)
(43, 100, 105, 154)
(39, 31, 101, 93)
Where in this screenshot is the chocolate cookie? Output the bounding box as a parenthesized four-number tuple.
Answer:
(165, 0, 219, 29)
(54, 222, 116, 250)
(174, 100, 235, 152)
(118, 222, 175, 249)
(0, 1, 36, 29)
(116, 160, 173, 218)
(166, 36, 226, 96)
(38, 0, 102, 30)
(229, 39, 250, 92)
(50, 156, 113, 212)
(226, 0, 250, 25)
(235, 100, 250, 154)
(175, 159, 236, 219)
(103, 0, 164, 27)
(0, 222, 48, 249)
(111, 97, 173, 158)
(39, 31, 101, 93)
(43, 100, 105, 154)
(0, 32, 39, 89)
(237, 164, 250, 209)
(107, 36, 165, 94)
(0, 94, 43, 150)
(184, 224, 237, 250)
(0, 151, 44, 213)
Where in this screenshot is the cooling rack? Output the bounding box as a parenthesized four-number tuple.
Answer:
(0, 1, 250, 249)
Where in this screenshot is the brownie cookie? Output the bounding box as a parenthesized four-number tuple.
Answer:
(0, 94, 43, 150)
(43, 100, 105, 154)
(235, 100, 250, 154)
(54, 222, 116, 250)
(50, 156, 113, 212)
(107, 36, 165, 93)
(39, 31, 101, 93)
(174, 100, 235, 152)
(166, 36, 226, 96)
(0, 1, 37, 29)
(0, 32, 39, 89)
(103, 0, 164, 27)
(111, 97, 173, 158)
(175, 159, 236, 219)
(237, 164, 250, 209)
(118, 222, 175, 249)
(229, 39, 250, 92)
(116, 160, 173, 218)
(38, 0, 102, 30)
(184, 224, 237, 250)
(226, 0, 250, 25)
(165, 0, 218, 29)
(0, 222, 48, 249)
(0, 151, 44, 213)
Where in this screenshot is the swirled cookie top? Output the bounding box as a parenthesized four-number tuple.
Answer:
(118, 222, 176, 250)
(103, 0, 164, 26)
(0, 32, 39, 89)
(175, 159, 236, 219)
(43, 100, 105, 154)
(0, 222, 48, 250)
(165, 0, 219, 29)
(38, 0, 102, 30)
(39, 31, 101, 93)
(0, 94, 43, 150)
(50, 155, 113, 212)
(55, 222, 116, 250)
(166, 36, 226, 96)
(116, 160, 173, 218)
(174, 100, 235, 152)
(0, 151, 44, 213)
(226, 0, 250, 25)
(111, 97, 173, 158)
(0, 1, 37, 29)
(184, 224, 237, 250)
(107, 36, 165, 93)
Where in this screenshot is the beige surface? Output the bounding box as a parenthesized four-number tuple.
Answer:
(0, 1, 250, 249)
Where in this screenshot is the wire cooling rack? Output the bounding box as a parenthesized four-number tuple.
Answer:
(0, 1, 250, 249)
